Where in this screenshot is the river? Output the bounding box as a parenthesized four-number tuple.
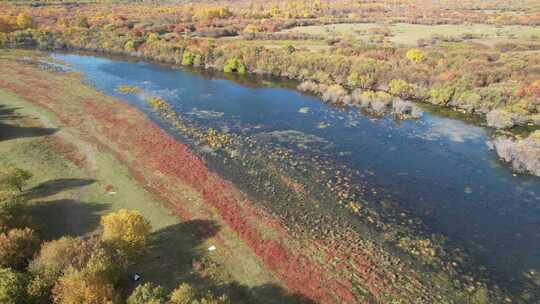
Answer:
(53, 52, 540, 300)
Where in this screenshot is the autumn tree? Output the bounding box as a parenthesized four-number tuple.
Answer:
(0, 194, 26, 233)
(15, 13, 34, 30)
(27, 274, 53, 304)
(31, 239, 122, 304)
(347, 72, 375, 89)
(199, 293, 230, 304)
(406, 48, 426, 63)
(127, 282, 167, 304)
(101, 209, 151, 259)
(146, 32, 159, 44)
(0, 16, 14, 33)
(83, 247, 121, 285)
(29, 237, 93, 283)
(0, 267, 27, 304)
(169, 283, 197, 304)
(194, 6, 233, 21)
(388, 79, 419, 99)
(52, 267, 118, 304)
(52, 248, 120, 304)
(224, 58, 246, 74)
(125, 40, 136, 52)
(429, 85, 455, 105)
(0, 228, 40, 270)
(0, 166, 32, 192)
(182, 51, 195, 66)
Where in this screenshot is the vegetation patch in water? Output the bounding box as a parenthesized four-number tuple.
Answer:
(521, 269, 540, 301)
(492, 130, 540, 177)
(145, 96, 168, 111)
(187, 108, 225, 119)
(132, 91, 511, 302)
(116, 84, 142, 95)
(256, 130, 329, 149)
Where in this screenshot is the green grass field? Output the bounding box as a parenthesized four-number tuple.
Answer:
(0, 90, 180, 237)
(281, 23, 540, 46)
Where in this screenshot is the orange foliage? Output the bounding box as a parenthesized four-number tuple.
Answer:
(439, 71, 457, 82)
(0, 16, 14, 33)
(517, 80, 540, 99)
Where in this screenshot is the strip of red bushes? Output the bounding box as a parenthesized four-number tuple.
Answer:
(0, 59, 436, 303)
(81, 98, 353, 303)
(0, 62, 361, 303)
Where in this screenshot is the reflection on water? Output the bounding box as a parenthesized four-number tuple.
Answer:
(417, 117, 484, 143)
(53, 53, 540, 297)
(187, 108, 225, 119)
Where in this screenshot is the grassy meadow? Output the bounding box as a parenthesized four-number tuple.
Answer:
(281, 23, 540, 46)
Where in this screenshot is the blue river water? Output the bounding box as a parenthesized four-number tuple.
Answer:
(53, 53, 540, 296)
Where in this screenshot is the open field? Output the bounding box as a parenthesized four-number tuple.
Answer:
(281, 23, 540, 46)
(0, 90, 181, 235)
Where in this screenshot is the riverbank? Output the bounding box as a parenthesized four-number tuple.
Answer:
(0, 48, 505, 303)
(5, 47, 540, 303)
(1, 1, 540, 179)
(2, 49, 379, 303)
(0, 50, 301, 302)
(54, 49, 540, 303)
(5, 35, 540, 178)
(1, 2, 539, 134)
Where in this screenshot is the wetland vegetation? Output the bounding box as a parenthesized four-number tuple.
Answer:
(0, 0, 540, 303)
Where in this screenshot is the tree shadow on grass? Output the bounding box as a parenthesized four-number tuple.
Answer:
(0, 104, 22, 120)
(0, 104, 57, 141)
(129, 220, 315, 304)
(24, 178, 96, 200)
(0, 121, 57, 142)
(26, 199, 109, 240)
(130, 219, 221, 291)
(223, 282, 315, 304)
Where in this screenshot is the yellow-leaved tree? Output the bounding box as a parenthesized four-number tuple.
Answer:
(100, 209, 151, 259)
(15, 13, 34, 30)
(0, 228, 40, 270)
(53, 269, 118, 304)
(0, 166, 32, 192)
(406, 48, 426, 63)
